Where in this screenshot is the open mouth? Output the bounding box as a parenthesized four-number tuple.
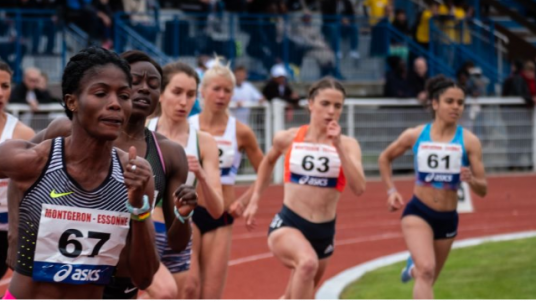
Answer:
(133, 97, 151, 107)
(100, 117, 123, 126)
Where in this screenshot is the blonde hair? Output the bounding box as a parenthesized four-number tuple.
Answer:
(201, 56, 236, 89)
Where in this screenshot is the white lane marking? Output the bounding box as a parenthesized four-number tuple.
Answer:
(315, 230, 536, 300)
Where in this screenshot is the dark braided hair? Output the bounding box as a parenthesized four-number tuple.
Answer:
(120, 50, 163, 89)
(425, 75, 464, 117)
(0, 60, 12, 76)
(61, 47, 132, 119)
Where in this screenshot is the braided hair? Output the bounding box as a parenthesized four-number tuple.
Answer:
(62, 47, 132, 119)
(425, 75, 464, 117)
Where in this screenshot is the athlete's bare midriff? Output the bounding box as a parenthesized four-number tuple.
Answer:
(222, 185, 235, 211)
(414, 185, 458, 212)
(283, 183, 340, 223)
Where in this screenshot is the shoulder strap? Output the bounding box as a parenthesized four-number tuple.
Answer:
(150, 130, 166, 174)
(0, 114, 18, 142)
(147, 117, 158, 131)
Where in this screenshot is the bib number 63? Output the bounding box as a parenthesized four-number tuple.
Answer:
(59, 229, 110, 258)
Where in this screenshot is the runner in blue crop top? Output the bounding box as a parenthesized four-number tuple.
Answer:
(378, 75, 488, 299)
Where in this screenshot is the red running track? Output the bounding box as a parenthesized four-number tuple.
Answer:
(2, 174, 536, 298)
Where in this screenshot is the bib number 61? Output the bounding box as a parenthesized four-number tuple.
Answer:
(58, 229, 111, 258)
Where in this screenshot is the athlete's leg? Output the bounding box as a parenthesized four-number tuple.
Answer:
(280, 270, 294, 299)
(139, 263, 178, 299)
(314, 258, 330, 287)
(198, 225, 233, 299)
(268, 228, 319, 299)
(401, 216, 436, 299)
(182, 224, 202, 299)
(433, 238, 455, 283)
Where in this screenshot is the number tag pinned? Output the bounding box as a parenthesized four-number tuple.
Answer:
(288, 142, 341, 188)
(417, 142, 463, 184)
(216, 138, 235, 176)
(32, 204, 130, 285)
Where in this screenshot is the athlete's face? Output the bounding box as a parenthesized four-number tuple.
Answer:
(66, 64, 132, 141)
(308, 88, 344, 127)
(130, 61, 161, 119)
(201, 75, 233, 112)
(433, 87, 465, 124)
(0, 70, 11, 112)
(160, 72, 198, 122)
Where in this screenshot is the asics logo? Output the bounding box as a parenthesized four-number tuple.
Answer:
(52, 264, 102, 283)
(424, 173, 435, 183)
(298, 175, 329, 187)
(53, 264, 73, 282)
(50, 189, 74, 198)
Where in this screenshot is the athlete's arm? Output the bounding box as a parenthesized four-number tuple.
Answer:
(337, 135, 366, 196)
(243, 129, 294, 230)
(6, 182, 22, 270)
(122, 150, 159, 289)
(378, 127, 420, 192)
(159, 138, 195, 252)
(378, 127, 420, 211)
(231, 123, 264, 216)
(194, 131, 224, 218)
(6, 123, 36, 267)
(0, 139, 47, 181)
(463, 131, 487, 197)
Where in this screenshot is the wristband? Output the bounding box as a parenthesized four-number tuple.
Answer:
(126, 195, 151, 215)
(387, 188, 398, 195)
(174, 207, 194, 224)
(131, 211, 151, 222)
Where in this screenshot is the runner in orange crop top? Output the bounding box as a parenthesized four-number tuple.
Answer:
(284, 125, 346, 192)
(243, 78, 366, 299)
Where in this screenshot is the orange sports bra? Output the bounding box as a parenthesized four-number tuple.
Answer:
(284, 126, 346, 192)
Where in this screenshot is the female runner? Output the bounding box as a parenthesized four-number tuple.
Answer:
(244, 78, 366, 299)
(187, 59, 264, 298)
(0, 47, 159, 299)
(145, 61, 224, 298)
(378, 75, 487, 299)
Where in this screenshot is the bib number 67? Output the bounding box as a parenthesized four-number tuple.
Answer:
(58, 229, 111, 258)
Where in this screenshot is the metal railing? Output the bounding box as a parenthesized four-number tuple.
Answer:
(6, 97, 534, 183)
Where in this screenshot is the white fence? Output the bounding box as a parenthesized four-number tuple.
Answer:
(7, 97, 535, 183)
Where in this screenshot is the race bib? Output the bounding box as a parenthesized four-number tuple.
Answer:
(32, 204, 130, 285)
(289, 142, 341, 188)
(417, 142, 463, 184)
(215, 137, 235, 176)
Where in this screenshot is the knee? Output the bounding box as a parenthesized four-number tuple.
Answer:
(182, 277, 200, 299)
(295, 257, 319, 280)
(152, 281, 178, 299)
(415, 262, 436, 283)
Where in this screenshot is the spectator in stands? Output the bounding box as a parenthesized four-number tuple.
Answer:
(520, 60, 536, 104)
(320, 0, 360, 60)
(383, 56, 412, 98)
(262, 64, 300, 105)
(64, 0, 114, 48)
(363, 0, 390, 25)
(438, 0, 469, 44)
(231, 65, 264, 125)
(288, 13, 337, 77)
(502, 60, 534, 170)
(503, 60, 533, 106)
(122, 0, 158, 43)
(408, 57, 428, 103)
(414, 1, 439, 50)
(9, 67, 52, 111)
(392, 9, 410, 36)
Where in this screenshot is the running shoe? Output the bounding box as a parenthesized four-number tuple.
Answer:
(401, 256, 414, 283)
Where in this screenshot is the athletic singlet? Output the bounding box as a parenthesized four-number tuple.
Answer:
(413, 123, 469, 190)
(189, 114, 241, 185)
(284, 126, 346, 192)
(0, 113, 18, 231)
(16, 137, 130, 285)
(147, 118, 200, 187)
(144, 128, 167, 208)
